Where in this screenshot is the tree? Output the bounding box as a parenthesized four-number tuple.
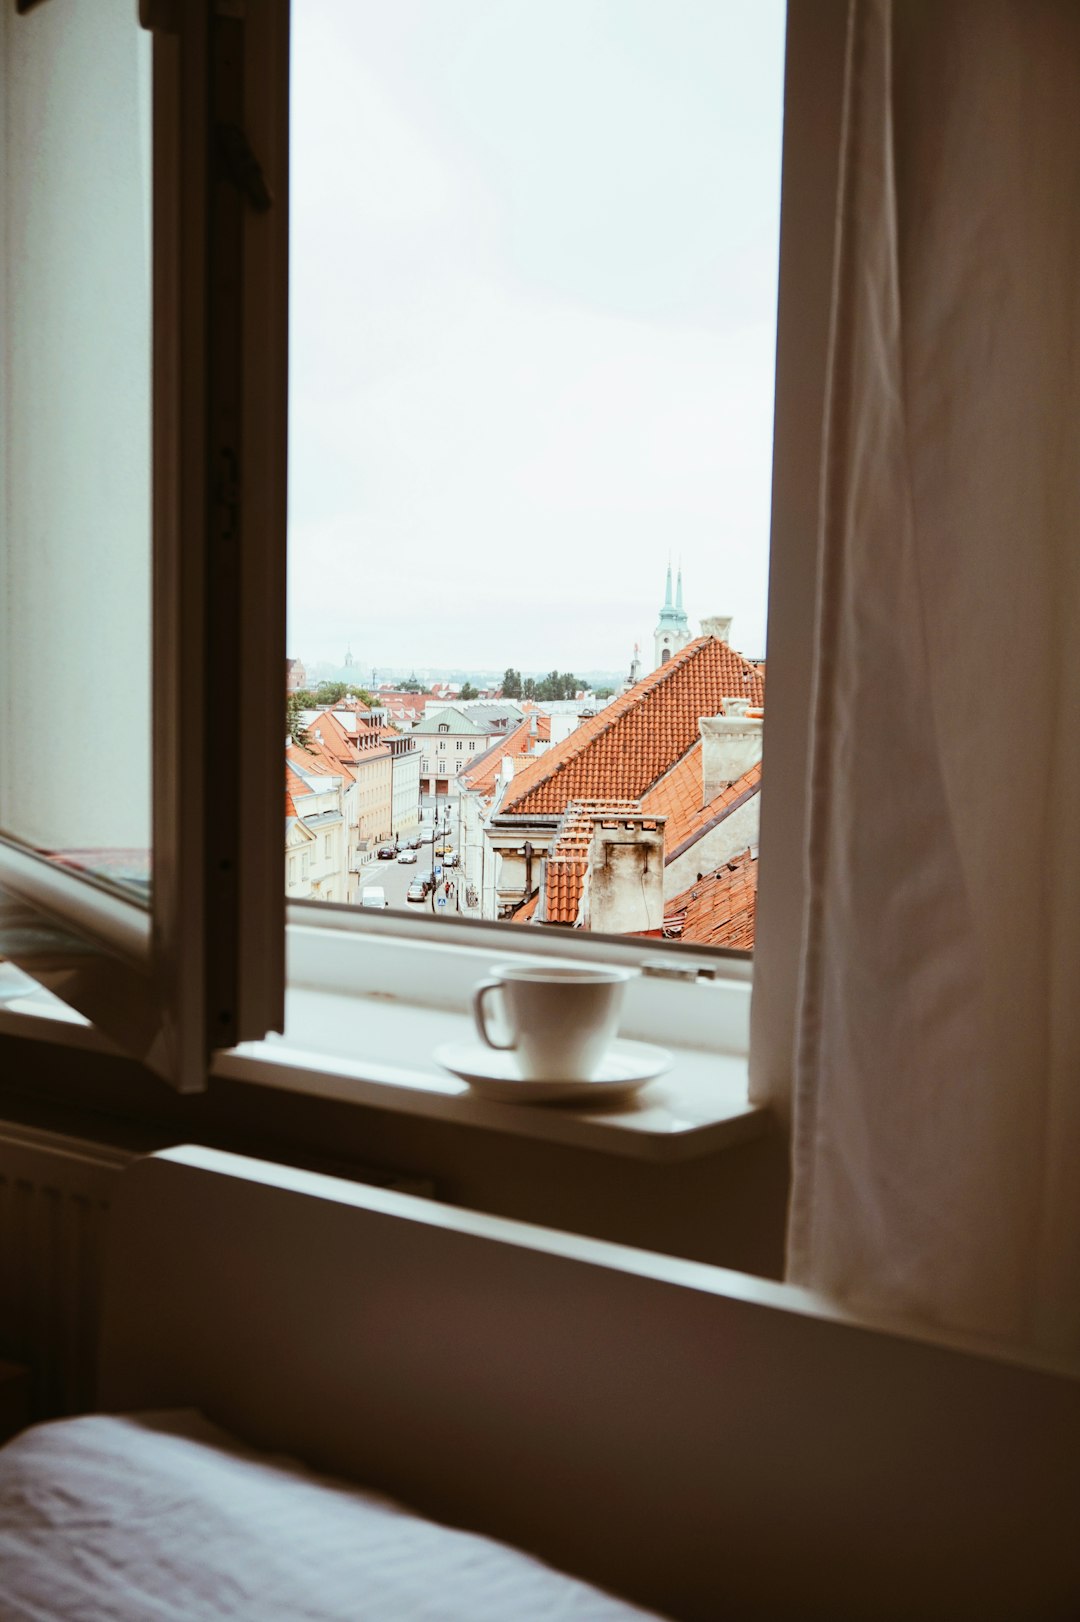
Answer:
(594, 686, 615, 699)
(501, 667, 522, 699)
(344, 684, 374, 707)
(315, 680, 348, 705)
(399, 674, 424, 694)
(532, 670, 578, 702)
(522, 676, 537, 700)
(286, 691, 310, 750)
(459, 681, 479, 701)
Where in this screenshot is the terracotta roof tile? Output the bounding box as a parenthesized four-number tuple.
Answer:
(500, 636, 763, 818)
(541, 798, 638, 925)
(654, 848, 759, 951)
(286, 742, 336, 777)
(285, 761, 312, 820)
(300, 711, 367, 780)
(459, 717, 541, 795)
(642, 748, 763, 859)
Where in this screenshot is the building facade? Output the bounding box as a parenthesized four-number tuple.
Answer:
(388, 734, 421, 839)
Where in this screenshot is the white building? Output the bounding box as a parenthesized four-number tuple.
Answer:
(455, 715, 550, 918)
(284, 748, 348, 903)
(412, 703, 523, 822)
(388, 733, 421, 840)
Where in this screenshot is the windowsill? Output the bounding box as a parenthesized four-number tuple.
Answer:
(0, 938, 767, 1163)
(217, 988, 765, 1162)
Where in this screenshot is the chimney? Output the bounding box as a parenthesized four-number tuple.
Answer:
(699, 699, 763, 800)
(585, 814, 665, 934)
(701, 614, 733, 644)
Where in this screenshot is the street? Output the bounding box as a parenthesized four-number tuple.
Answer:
(356, 829, 463, 917)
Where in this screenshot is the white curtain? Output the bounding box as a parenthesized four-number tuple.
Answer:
(787, 0, 1080, 1355)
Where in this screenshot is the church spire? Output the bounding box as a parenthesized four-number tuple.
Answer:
(654, 563, 692, 670)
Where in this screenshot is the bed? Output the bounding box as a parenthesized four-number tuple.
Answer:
(0, 1407, 660, 1619)
(1, 1144, 1078, 1621)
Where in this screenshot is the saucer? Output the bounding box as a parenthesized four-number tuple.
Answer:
(434, 1038, 673, 1105)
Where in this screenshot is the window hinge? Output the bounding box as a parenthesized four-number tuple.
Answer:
(217, 123, 274, 214)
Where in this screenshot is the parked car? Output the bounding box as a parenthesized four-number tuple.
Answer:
(405, 836, 422, 850)
(442, 851, 459, 867)
(434, 842, 453, 857)
(396, 849, 417, 865)
(360, 886, 388, 909)
(406, 880, 427, 904)
(376, 845, 395, 860)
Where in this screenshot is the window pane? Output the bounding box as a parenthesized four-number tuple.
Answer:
(289, 2, 782, 948)
(0, 0, 152, 905)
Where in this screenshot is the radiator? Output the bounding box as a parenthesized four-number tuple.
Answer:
(0, 1123, 132, 1420)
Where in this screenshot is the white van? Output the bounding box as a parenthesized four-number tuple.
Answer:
(360, 886, 388, 909)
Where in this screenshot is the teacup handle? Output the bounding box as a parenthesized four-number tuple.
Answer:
(473, 979, 516, 1051)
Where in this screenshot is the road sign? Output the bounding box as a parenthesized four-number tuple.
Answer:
(436, 895, 448, 909)
(433, 863, 443, 879)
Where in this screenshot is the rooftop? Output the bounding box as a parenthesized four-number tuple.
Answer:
(642, 749, 763, 861)
(541, 799, 639, 925)
(458, 715, 547, 796)
(652, 847, 759, 951)
(499, 635, 764, 819)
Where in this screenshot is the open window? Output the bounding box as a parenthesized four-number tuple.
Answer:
(285, 0, 784, 973)
(0, 0, 288, 1089)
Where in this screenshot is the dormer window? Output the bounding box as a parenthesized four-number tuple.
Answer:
(437, 724, 449, 733)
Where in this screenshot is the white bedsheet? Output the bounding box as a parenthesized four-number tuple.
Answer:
(0, 1410, 664, 1621)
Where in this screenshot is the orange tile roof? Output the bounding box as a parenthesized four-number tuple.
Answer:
(642, 748, 762, 859)
(500, 636, 764, 818)
(301, 711, 363, 779)
(654, 848, 759, 951)
(285, 761, 312, 821)
(541, 799, 639, 925)
(459, 717, 539, 796)
(286, 743, 336, 779)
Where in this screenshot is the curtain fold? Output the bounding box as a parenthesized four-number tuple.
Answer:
(788, 0, 1080, 1355)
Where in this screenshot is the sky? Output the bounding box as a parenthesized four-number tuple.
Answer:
(288, 0, 786, 675)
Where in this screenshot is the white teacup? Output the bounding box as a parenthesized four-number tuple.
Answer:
(472, 962, 635, 1081)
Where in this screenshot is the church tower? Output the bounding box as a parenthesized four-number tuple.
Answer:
(654, 564, 692, 668)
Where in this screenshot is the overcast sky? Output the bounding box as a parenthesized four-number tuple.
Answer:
(288, 1, 786, 675)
